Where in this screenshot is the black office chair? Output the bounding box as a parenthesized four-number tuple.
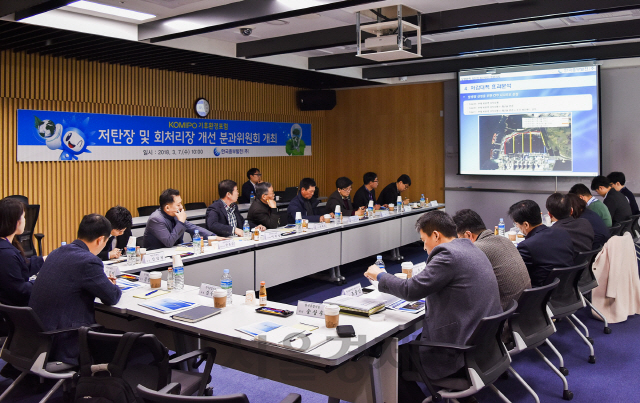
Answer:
(608, 223, 621, 237)
(16, 204, 45, 257)
(0, 304, 79, 402)
(138, 205, 160, 217)
(405, 302, 529, 402)
(281, 187, 298, 202)
(136, 237, 145, 248)
(545, 262, 595, 363)
(508, 279, 573, 400)
(627, 213, 640, 240)
(137, 383, 302, 403)
(80, 328, 216, 397)
(576, 247, 611, 334)
(5, 195, 29, 205)
(617, 218, 634, 236)
(184, 202, 207, 211)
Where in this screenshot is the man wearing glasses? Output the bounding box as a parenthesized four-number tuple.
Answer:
(353, 172, 381, 210)
(377, 174, 412, 207)
(247, 182, 281, 229)
(325, 177, 365, 217)
(239, 167, 262, 204)
(98, 205, 133, 261)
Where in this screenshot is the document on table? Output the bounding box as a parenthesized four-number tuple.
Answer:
(116, 278, 143, 292)
(386, 299, 426, 314)
(139, 298, 196, 314)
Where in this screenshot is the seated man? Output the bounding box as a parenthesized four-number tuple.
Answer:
(566, 193, 609, 250)
(508, 200, 574, 287)
(287, 178, 326, 224)
(569, 183, 612, 227)
(365, 211, 501, 400)
(239, 168, 261, 204)
(144, 188, 212, 250)
(377, 174, 411, 207)
(607, 171, 639, 215)
(247, 182, 281, 229)
(206, 180, 265, 236)
(591, 175, 632, 225)
(352, 171, 380, 210)
(98, 205, 132, 261)
(324, 177, 365, 217)
(29, 214, 121, 365)
(546, 193, 594, 255)
(453, 209, 531, 311)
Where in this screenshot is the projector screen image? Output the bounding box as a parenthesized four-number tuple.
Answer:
(459, 63, 600, 176)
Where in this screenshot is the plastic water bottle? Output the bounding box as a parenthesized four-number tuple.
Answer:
(221, 269, 232, 305)
(295, 212, 302, 233)
(193, 230, 201, 255)
(375, 255, 386, 271)
(243, 220, 251, 238)
(334, 205, 342, 225)
(250, 191, 255, 204)
(498, 218, 505, 236)
(420, 194, 426, 207)
(126, 245, 136, 265)
(367, 200, 374, 218)
(173, 255, 184, 290)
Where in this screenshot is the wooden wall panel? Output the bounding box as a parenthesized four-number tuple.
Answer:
(325, 83, 444, 205)
(1, 50, 327, 253)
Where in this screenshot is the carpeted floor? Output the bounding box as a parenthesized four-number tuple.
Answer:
(2, 242, 639, 402)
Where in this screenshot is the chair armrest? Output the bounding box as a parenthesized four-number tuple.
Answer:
(279, 393, 302, 403)
(157, 383, 181, 395)
(168, 347, 216, 365)
(34, 233, 45, 240)
(408, 339, 475, 351)
(34, 233, 44, 256)
(41, 323, 101, 336)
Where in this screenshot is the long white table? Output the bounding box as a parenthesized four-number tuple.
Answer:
(95, 284, 423, 403)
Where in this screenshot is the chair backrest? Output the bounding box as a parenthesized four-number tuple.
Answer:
(80, 329, 170, 392)
(16, 204, 40, 257)
(5, 195, 29, 205)
(545, 261, 589, 318)
(0, 304, 51, 371)
(464, 301, 518, 387)
(281, 187, 298, 202)
(618, 218, 634, 236)
(509, 278, 560, 350)
(138, 205, 160, 217)
(609, 223, 622, 237)
(576, 246, 603, 292)
(136, 236, 145, 248)
(137, 385, 250, 403)
(184, 202, 207, 211)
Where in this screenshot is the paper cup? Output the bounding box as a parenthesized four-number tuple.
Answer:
(213, 288, 227, 308)
(149, 271, 162, 289)
(324, 304, 340, 328)
(394, 273, 408, 280)
(401, 262, 413, 278)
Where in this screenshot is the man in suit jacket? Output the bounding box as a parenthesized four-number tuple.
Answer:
(247, 182, 281, 229)
(453, 209, 531, 311)
(352, 172, 380, 210)
(324, 177, 365, 217)
(547, 193, 595, 257)
(592, 175, 632, 225)
(608, 171, 639, 215)
(509, 200, 575, 287)
(377, 174, 411, 207)
(29, 214, 121, 365)
(287, 178, 327, 224)
(365, 211, 502, 390)
(98, 205, 132, 261)
(144, 188, 212, 250)
(238, 168, 261, 204)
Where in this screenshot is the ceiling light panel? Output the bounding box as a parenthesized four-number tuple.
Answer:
(67, 1, 156, 21)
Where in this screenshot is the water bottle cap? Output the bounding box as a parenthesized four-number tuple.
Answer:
(377, 255, 382, 260)
(223, 269, 229, 273)
(195, 229, 199, 234)
(260, 281, 265, 286)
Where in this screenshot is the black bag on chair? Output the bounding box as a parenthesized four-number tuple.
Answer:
(74, 327, 143, 403)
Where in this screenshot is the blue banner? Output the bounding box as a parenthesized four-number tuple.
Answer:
(17, 109, 312, 161)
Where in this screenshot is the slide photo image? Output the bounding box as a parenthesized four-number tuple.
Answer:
(478, 113, 572, 173)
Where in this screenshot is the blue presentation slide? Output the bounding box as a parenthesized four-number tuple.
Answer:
(458, 64, 600, 176)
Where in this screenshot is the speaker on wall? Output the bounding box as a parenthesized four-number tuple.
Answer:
(296, 90, 336, 111)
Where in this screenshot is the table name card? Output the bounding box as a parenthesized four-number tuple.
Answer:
(218, 239, 236, 250)
(309, 222, 327, 230)
(139, 271, 150, 284)
(296, 300, 325, 318)
(429, 200, 439, 207)
(341, 283, 363, 297)
(142, 251, 166, 264)
(380, 210, 390, 217)
(259, 232, 281, 242)
(104, 266, 120, 278)
(412, 262, 426, 277)
(199, 283, 220, 297)
(404, 206, 412, 212)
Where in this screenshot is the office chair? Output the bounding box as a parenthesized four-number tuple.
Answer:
(136, 236, 146, 248)
(545, 262, 595, 363)
(138, 205, 160, 216)
(137, 383, 302, 403)
(184, 202, 207, 211)
(617, 218, 634, 237)
(405, 302, 531, 403)
(628, 213, 640, 240)
(16, 204, 45, 257)
(575, 247, 611, 334)
(281, 187, 298, 202)
(5, 195, 28, 205)
(0, 304, 79, 402)
(608, 223, 621, 237)
(508, 279, 573, 401)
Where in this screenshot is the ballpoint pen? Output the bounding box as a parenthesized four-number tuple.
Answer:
(145, 290, 159, 296)
(289, 332, 312, 342)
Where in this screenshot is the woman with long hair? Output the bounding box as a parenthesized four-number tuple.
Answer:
(0, 197, 45, 306)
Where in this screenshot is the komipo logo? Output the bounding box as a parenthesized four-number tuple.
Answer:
(213, 148, 221, 156)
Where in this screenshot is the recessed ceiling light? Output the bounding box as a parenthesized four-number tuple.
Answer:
(67, 0, 155, 21)
(265, 19, 290, 25)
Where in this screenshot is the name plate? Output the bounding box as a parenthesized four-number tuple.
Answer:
(296, 301, 325, 318)
(218, 239, 236, 250)
(412, 262, 426, 277)
(104, 266, 120, 278)
(429, 200, 439, 207)
(349, 216, 360, 223)
(139, 271, 150, 284)
(259, 232, 280, 241)
(341, 283, 363, 297)
(380, 210, 390, 217)
(404, 206, 412, 212)
(309, 222, 327, 230)
(142, 251, 165, 264)
(199, 283, 220, 297)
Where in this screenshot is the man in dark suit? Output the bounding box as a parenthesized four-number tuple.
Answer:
(247, 182, 281, 229)
(207, 179, 266, 236)
(324, 177, 365, 217)
(566, 193, 609, 250)
(352, 172, 380, 210)
(608, 171, 639, 215)
(509, 200, 575, 287)
(287, 178, 327, 224)
(98, 205, 132, 261)
(29, 214, 121, 365)
(238, 168, 261, 204)
(546, 193, 595, 257)
(365, 211, 502, 401)
(377, 174, 411, 207)
(591, 175, 632, 225)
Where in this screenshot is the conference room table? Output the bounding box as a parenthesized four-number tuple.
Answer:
(95, 282, 424, 403)
(111, 204, 445, 292)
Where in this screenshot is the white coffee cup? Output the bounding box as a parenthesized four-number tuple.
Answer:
(295, 211, 302, 220)
(401, 262, 413, 278)
(245, 290, 256, 305)
(149, 271, 162, 288)
(368, 200, 374, 208)
(335, 205, 341, 213)
(324, 304, 340, 328)
(213, 288, 227, 308)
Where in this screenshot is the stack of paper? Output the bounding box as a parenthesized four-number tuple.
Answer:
(323, 295, 386, 317)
